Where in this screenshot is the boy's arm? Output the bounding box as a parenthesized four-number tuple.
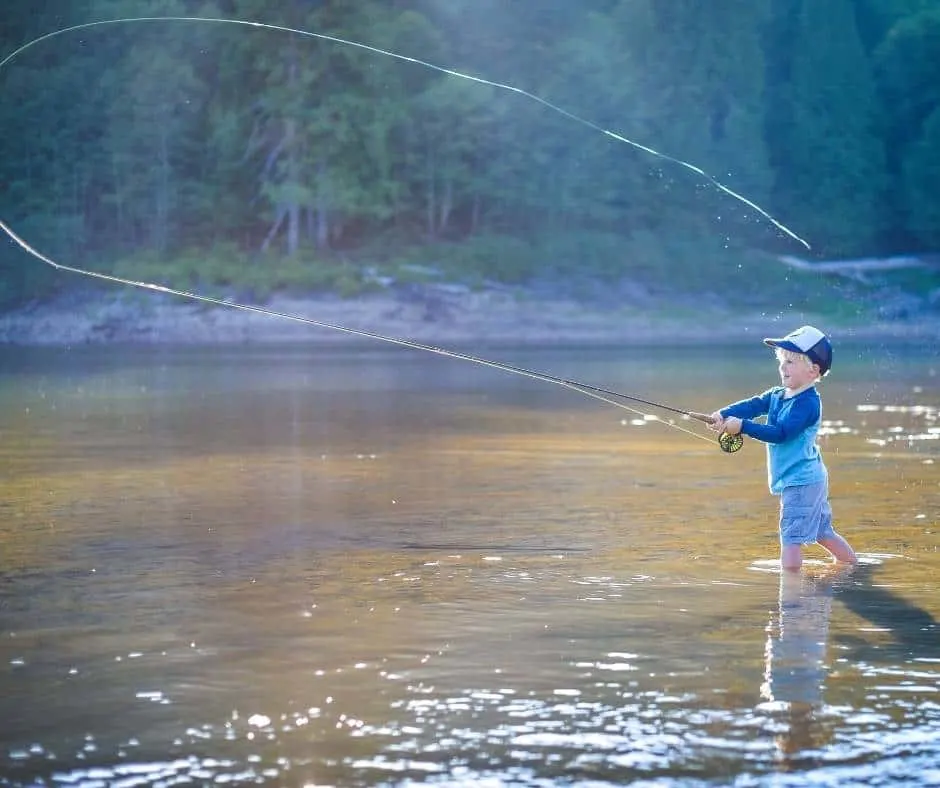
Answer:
(740, 394, 820, 444)
(719, 391, 773, 421)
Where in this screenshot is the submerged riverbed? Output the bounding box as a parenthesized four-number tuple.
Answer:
(1, 343, 938, 786)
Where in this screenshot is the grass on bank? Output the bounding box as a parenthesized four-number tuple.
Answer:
(3, 230, 935, 321)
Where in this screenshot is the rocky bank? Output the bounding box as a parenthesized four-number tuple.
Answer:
(0, 282, 937, 348)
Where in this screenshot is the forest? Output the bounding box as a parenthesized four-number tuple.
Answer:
(1, 0, 938, 309)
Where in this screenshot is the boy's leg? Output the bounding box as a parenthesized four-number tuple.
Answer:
(818, 533, 857, 564)
(778, 486, 811, 571)
(780, 543, 803, 571)
(808, 479, 857, 565)
(815, 490, 857, 563)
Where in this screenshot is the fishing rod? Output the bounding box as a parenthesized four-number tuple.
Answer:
(0, 15, 795, 455)
(1, 219, 743, 453)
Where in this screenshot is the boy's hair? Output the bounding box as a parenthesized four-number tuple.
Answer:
(774, 347, 821, 377)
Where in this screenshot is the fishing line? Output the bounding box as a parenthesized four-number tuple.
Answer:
(0, 15, 810, 251)
(2, 218, 735, 450)
(0, 15, 761, 451)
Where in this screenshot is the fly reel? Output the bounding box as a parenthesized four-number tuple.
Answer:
(718, 431, 744, 453)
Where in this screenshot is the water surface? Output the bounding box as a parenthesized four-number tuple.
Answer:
(1, 342, 938, 786)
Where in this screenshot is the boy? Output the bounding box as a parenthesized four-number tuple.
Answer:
(708, 325, 857, 571)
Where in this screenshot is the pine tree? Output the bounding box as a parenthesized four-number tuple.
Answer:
(874, 7, 940, 249)
(766, 0, 888, 256)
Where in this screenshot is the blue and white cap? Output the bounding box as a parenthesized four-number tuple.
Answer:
(763, 325, 832, 376)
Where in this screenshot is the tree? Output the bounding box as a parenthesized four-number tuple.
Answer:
(874, 7, 940, 248)
(0, 2, 116, 265)
(409, 75, 501, 239)
(230, 1, 440, 253)
(104, 31, 209, 254)
(855, 0, 937, 50)
(766, 0, 888, 256)
(595, 0, 774, 244)
(900, 106, 940, 248)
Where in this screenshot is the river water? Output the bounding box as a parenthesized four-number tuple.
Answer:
(1, 341, 937, 787)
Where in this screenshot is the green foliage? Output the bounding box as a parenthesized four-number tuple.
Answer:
(766, 0, 889, 256)
(111, 243, 381, 303)
(874, 8, 940, 249)
(612, 0, 772, 203)
(901, 107, 940, 248)
(874, 7, 940, 144)
(384, 235, 540, 287)
(876, 264, 940, 296)
(436, 235, 541, 286)
(0, 0, 937, 313)
(856, 0, 938, 49)
(0, 246, 59, 309)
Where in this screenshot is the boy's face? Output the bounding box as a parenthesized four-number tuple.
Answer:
(776, 350, 819, 391)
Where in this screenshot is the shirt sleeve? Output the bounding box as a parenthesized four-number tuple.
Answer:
(720, 390, 773, 420)
(741, 392, 820, 444)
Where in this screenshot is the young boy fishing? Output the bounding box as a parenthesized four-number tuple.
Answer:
(707, 326, 857, 571)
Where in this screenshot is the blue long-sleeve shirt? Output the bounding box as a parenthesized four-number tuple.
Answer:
(720, 386, 827, 494)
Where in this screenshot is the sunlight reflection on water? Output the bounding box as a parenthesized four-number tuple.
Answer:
(0, 344, 938, 786)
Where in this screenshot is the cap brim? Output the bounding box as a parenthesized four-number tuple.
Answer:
(763, 338, 804, 354)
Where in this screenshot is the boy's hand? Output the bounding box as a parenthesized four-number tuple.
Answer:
(721, 416, 743, 436)
(692, 411, 725, 432)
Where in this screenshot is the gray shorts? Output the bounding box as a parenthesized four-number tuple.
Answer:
(778, 481, 835, 546)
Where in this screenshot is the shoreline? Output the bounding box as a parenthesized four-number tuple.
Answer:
(1, 286, 937, 348)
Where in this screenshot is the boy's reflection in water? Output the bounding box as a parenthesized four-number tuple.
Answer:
(760, 564, 857, 767)
(760, 560, 937, 769)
